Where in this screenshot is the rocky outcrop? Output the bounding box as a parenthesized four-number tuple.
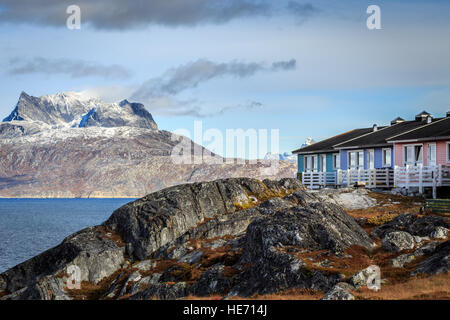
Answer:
(381, 231, 415, 252)
(413, 241, 450, 276)
(0, 178, 376, 300)
(371, 214, 450, 239)
(322, 283, 355, 300)
(0, 226, 125, 298)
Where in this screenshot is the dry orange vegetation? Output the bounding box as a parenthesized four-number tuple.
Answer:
(354, 274, 450, 300)
(346, 191, 424, 220)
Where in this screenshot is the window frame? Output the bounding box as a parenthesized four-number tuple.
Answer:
(304, 155, 318, 172)
(382, 148, 392, 168)
(403, 143, 424, 166)
(427, 143, 437, 166)
(332, 153, 340, 170)
(367, 149, 375, 169)
(447, 142, 450, 164)
(348, 150, 364, 170)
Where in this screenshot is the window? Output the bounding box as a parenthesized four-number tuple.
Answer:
(404, 144, 423, 166)
(447, 142, 450, 163)
(348, 150, 364, 169)
(332, 153, 340, 170)
(320, 154, 326, 172)
(428, 143, 436, 166)
(304, 155, 318, 172)
(367, 150, 375, 169)
(382, 148, 392, 167)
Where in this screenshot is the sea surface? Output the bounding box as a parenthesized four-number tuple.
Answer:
(0, 198, 136, 273)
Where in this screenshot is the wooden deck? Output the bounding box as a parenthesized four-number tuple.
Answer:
(301, 165, 450, 198)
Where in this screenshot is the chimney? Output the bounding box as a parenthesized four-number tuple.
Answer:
(372, 124, 378, 132)
(390, 117, 405, 125)
(415, 110, 433, 122)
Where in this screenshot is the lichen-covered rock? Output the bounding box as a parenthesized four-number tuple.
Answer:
(0, 226, 125, 296)
(382, 231, 415, 252)
(391, 254, 416, 268)
(321, 283, 355, 300)
(104, 178, 303, 260)
(430, 226, 448, 240)
(372, 214, 449, 238)
(349, 266, 380, 289)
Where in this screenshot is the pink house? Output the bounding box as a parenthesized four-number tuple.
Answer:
(388, 114, 450, 167)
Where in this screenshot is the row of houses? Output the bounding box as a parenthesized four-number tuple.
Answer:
(293, 111, 450, 198)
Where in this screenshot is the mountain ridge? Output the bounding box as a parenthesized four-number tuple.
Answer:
(0, 92, 296, 198)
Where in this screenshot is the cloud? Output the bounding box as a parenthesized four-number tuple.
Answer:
(8, 57, 131, 79)
(0, 0, 318, 29)
(131, 58, 296, 102)
(141, 96, 265, 118)
(286, 1, 319, 24)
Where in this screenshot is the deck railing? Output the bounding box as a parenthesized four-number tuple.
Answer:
(301, 165, 450, 197)
(394, 165, 450, 198)
(302, 168, 394, 189)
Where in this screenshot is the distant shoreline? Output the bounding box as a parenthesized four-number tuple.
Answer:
(0, 196, 139, 199)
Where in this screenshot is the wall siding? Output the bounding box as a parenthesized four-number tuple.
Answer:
(326, 153, 335, 172)
(394, 140, 450, 166)
(297, 155, 304, 173)
(340, 150, 348, 170)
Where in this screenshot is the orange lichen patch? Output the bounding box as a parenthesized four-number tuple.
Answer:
(354, 273, 450, 300)
(346, 192, 424, 220)
(233, 186, 297, 212)
(97, 226, 126, 248)
(367, 213, 398, 226)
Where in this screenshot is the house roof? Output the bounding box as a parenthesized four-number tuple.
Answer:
(387, 116, 450, 142)
(334, 120, 436, 149)
(292, 128, 374, 154)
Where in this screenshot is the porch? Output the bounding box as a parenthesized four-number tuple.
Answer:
(301, 168, 394, 189)
(394, 165, 450, 198)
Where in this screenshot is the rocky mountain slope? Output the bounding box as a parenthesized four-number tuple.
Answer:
(0, 178, 447, 300)
(0, 92, 295, 198)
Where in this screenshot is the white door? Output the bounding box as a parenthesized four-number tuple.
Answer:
(428, 143, 436, 166)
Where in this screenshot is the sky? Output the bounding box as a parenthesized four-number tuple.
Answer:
(1, 0, 450, 155)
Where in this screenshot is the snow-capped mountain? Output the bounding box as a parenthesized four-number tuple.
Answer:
(0, 92, 295, 198)
(301, 137, 316, 148)
(264, 152, 296, 163)
(2, 91, 158, 131)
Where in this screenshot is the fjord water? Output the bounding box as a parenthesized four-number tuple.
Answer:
(0, 198, 135, 273)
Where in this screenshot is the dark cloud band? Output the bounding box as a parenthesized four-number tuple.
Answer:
(0, 0, 318, 29)
(8, 57, 131, 79)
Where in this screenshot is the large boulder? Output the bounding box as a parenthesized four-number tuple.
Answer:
(0, 226, 125, 297)
(322, 283, 355, 300)
(104, 178, 303, 260)
(382, 231, 415, 252)
(413, 241, 450, 275)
